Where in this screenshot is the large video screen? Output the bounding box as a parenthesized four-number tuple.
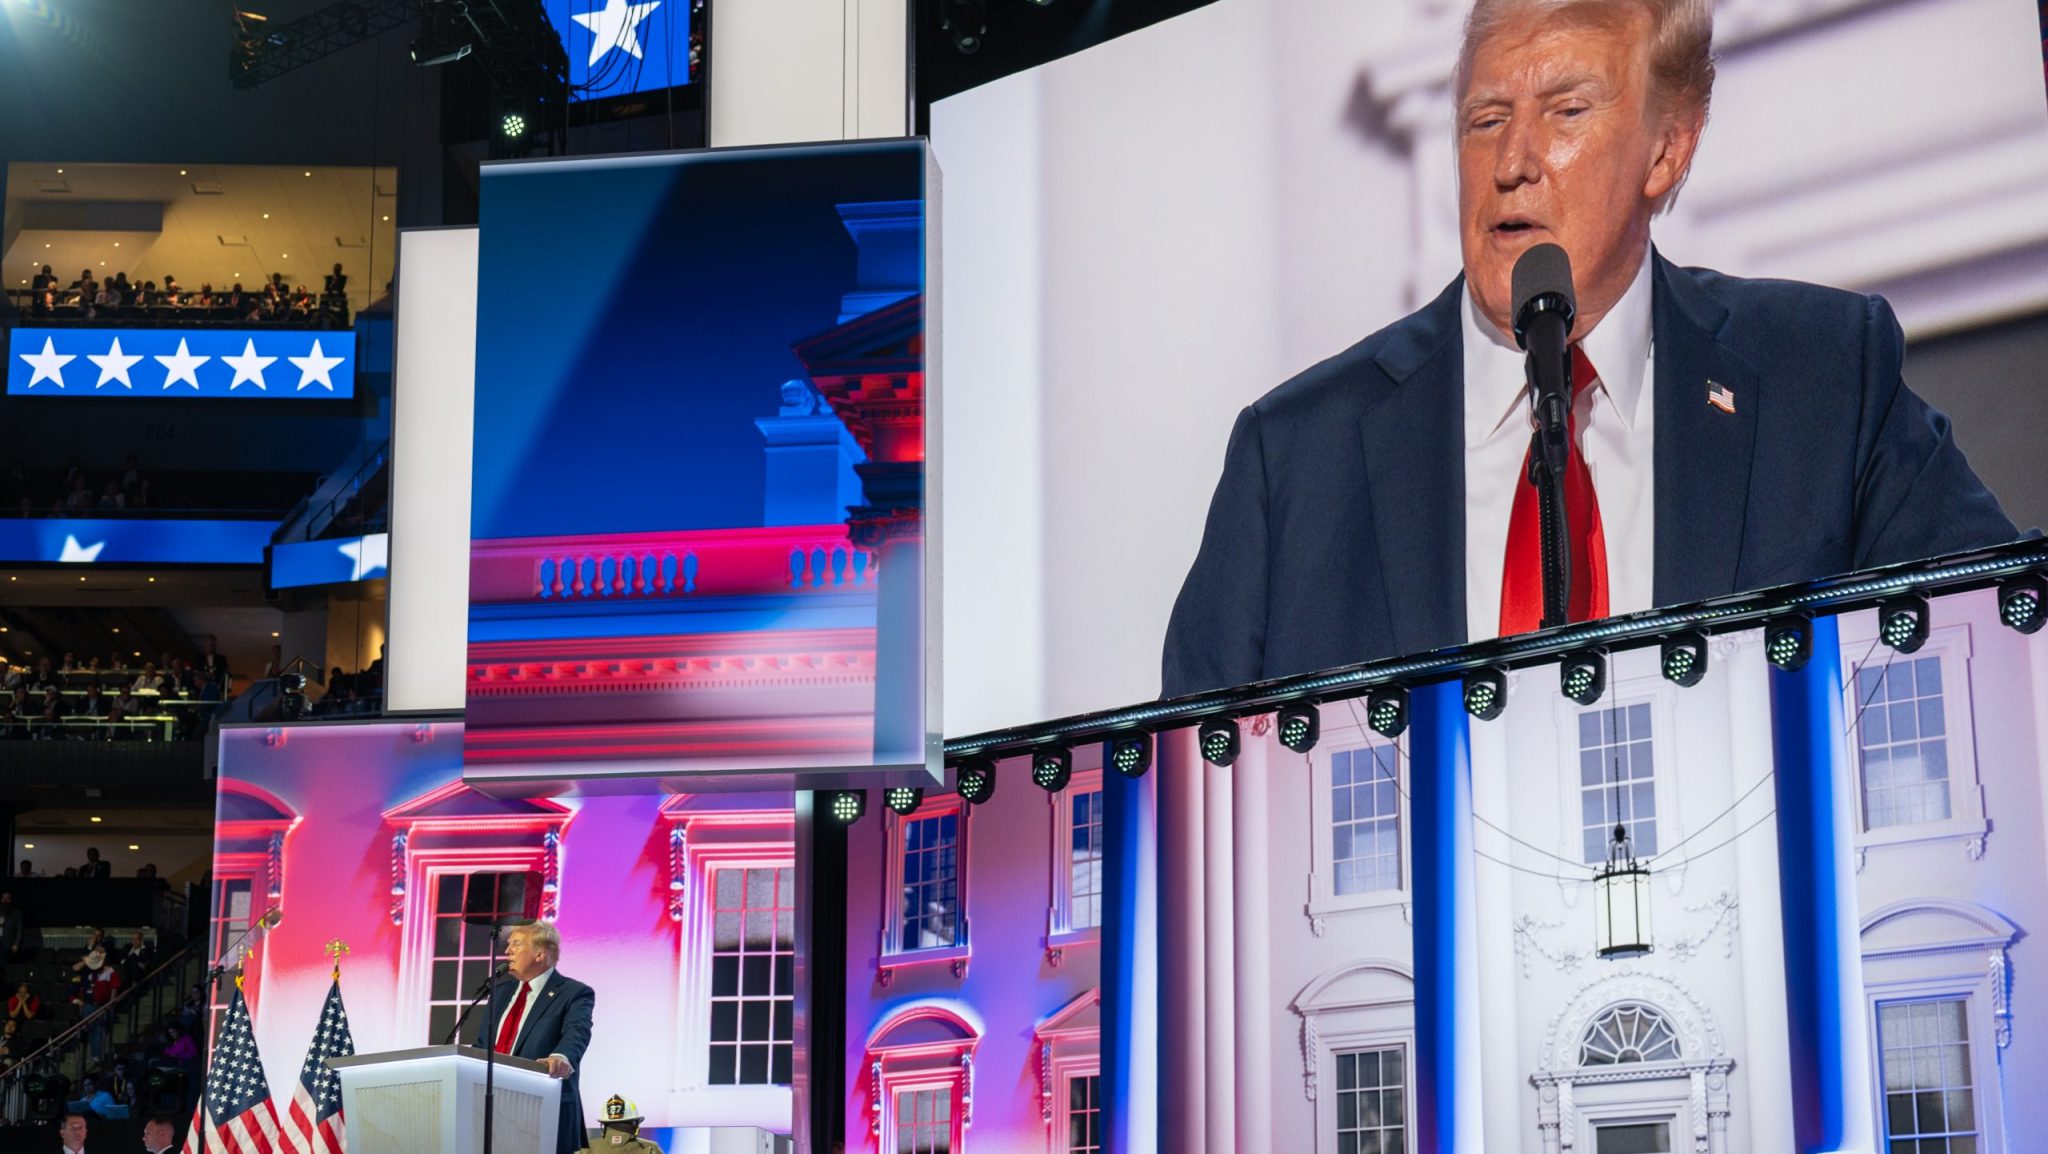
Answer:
(465, 140, 932, 778)
(1118, 578, 2048, 1152)
(933, 0, 2048, 736)
(211, 721, 796, 1142)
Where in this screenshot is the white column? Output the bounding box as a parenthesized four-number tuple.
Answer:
(1466, 708, 1524, 1151)
(1204, 735, 1239, 1150)
(1728, 636, 1796, 1151)
(1233, 731, 1274, 1147)
(1159, 726, 1208, 1154)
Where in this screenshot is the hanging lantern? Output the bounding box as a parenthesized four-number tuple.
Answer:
(1594, 820, 1653, 959)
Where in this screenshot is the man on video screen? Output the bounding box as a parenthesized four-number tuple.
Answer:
(1162, 0, 2018, 700)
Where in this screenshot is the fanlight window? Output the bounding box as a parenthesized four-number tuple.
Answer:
(1579, 1003, 1681, 1065)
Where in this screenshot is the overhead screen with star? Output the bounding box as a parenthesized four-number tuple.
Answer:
(7, 327, 355, 398)
(549, 0, 699, 103)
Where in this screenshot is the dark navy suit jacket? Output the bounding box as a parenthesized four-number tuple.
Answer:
(1162, 254, 2019, 700)
(476, 970, 596, 1154)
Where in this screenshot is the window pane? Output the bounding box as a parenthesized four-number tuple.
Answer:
(706, 864, 796, 1085)
(1578, 705, 1656, 863)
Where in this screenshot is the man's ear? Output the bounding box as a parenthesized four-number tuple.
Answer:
(1643, 107, 1706, 206)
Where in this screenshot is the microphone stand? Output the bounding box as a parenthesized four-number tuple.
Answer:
(1524, 314, 1575, 629)
(205, 910, 281, 993)
(440, 930, 509, 1154)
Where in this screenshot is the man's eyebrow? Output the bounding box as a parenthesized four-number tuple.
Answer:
(1459, 72, 1609, 118)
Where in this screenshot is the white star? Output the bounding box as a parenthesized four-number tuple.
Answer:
(288, 338, 346, 391)
(87, 337, 144, 389)
(337, 534, 388, 580)
(571, 0, 660, 67)
(155, 338, 211, 389)
(58, 535, 105, 563)
(18, 336, 74, 388)
(223, 339, 277, 391)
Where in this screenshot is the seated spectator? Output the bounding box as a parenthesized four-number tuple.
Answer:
(6, 982, 38, 1020)
(94, 280, 121, 310)
(72, 683, 107, 719)
(194, 283, 215, 309)
(119, 931, 154, 986)
(15, 859, 33, 878)
(81, 849, 111, 880)
(132, 280, 157, 308)
(108, 685, 141, 721)
(131, 662, 166, 694)
(174, 660, 198, 695)
(73, 929, 110, 971)
(29, 657, 58, 692)
(130, 478, 150, 510)
(0, 1017, 19, 1068)
(96, 481, 123, 511)
(64, 476, 93, 515)
(67, 1075, 124, 1119)
(38, 686, 65, 730)
(60, 652, 81, 673)
(194, 671, 223, 703)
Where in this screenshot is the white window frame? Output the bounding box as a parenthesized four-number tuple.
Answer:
(1306, 737, 1409, 923)
(867, 1005, 978, 1152)
(890, 1081, 964, 1154)
(1290, 960, 1415, 1154)
(1046, 767, 1104, 964)
(1049, 1066, 1102, 1153)
(1549, 676, 1684, 887)
(1838, 620, 1988, 853)
(700, 860, 797, 1088)
(1858, 898, 2015, 1153)
(1035, 988, 1101, 1153)
(881, 794, 972, 983)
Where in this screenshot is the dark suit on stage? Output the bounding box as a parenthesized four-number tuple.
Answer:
(1162, 253, 2021, 700)
(475, 970, 595, 1154)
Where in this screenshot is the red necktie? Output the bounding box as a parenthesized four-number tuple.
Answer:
(494, 979, 530, 1053)
(1499, 345, 1608, 635)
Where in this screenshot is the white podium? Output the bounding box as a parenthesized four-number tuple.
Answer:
(328, 1045, 565, 1154)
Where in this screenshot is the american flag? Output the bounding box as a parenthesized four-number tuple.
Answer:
(1707, 379, 1737, 414)
(282, 976, 355, 1154)
(183, 984, 285, 1154)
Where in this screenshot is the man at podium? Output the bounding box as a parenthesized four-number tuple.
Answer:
(480, 921, 595, 1154)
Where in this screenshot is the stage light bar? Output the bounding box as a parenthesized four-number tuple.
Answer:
(1031, 746, 1073, 793)
(1765, 615, 1813, 672)
(1198, 718, 1240, 767)
(884, 787, 923, 816)
(1365, 687, 1408, 739)
(1107, 731, 1153, 778)
(827, 789, 866, 825)
(1999, 574, 2046, 634)
(1464, 666, 1507, 721)
(957, 759, 997, 805)
(1877, 593, 1930, 654)
(1560, 650, 1607, 706)
(1276, 703, 1319, 754)
(1660, 630, 1708, 688)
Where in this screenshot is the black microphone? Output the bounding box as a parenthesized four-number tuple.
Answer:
(1512, 242, 1577, 451)
(444, 966, 512, 1045)
(474, 963, 511, 994)
(1511, 243, 1579, 628)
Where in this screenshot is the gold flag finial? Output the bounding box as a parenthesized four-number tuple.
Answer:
(325, 938, 351, 979)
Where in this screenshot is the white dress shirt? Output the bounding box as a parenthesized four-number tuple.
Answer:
(494, 967, 554, 1056)
(1462, 249, 1657, 641)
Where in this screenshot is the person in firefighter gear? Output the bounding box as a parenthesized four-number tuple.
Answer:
(576, 1094, 661, 1154)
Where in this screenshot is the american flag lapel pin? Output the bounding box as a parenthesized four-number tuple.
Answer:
(1706, 379, 1736, 414)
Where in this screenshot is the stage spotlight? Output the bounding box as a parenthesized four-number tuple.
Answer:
(940, 0, 987, 53)
(827, 789, 866, 825)
(409, 15, 473, 66)
(500, 111, 528, 139)
(1031, 746, 1073, 793)
(1107, 731, 1153, 778)
(1877, 593, 1929, 654)
(1277, 703, 1320, 753)
(884, 787, 923, 816)
(1765, 615, 1813, 672)
(1660, 630, 1709, 688)
(1998, 574, 2046, 634)
(1560, 650, 1607, 706)
(1364, 687, 1408, 739)
(1198, 719, 1240, 767)
(1464, 666, 1507, 721)
(956, 759, 997, 805)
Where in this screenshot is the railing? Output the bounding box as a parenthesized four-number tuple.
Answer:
(5, 287, 351, 328)
(1, 938, 207, 1121)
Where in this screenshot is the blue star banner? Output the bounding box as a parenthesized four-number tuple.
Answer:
(7, 327, 356, 398)
(547, 0, 697, 101)
(0, 518, 275, 565)
(269, 533, 389, 589)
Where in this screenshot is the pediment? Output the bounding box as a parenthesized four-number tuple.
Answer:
(385, 780, 571, 824)
(1035, 988, 1101, 1039)
(868, 1000, 982, 1052)
(1861, 898, 2017, 956)
(1294, 958, 1415, 1014)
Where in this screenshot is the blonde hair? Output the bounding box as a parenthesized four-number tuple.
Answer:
(1454, 0, 1716, 120)
(511, 920, 561, 962)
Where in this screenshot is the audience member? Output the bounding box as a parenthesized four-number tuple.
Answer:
(0, 892, 19, 959)
(15, 860, 33, 878)
(59, 1113, 87, 1154)
(261, 644, 285, 679)
(73, 683, 107, 720)
(6, 982, 38, 1020)
(142, 1114, 179, 1154)
(80, 850, 111, 880)
(119, 931, 154, 986)
(131, 662, 166, 694)
(198, 638, 228, 685)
